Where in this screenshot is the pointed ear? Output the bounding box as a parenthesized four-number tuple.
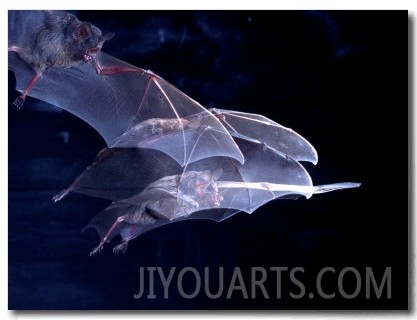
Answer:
(102, 32, 115, 41)
(212, 168, 223, 180)
(95, 32, 115, 49)
(74, 22, 92, 40)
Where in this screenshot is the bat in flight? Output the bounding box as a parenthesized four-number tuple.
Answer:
(8, 10, 360, 255)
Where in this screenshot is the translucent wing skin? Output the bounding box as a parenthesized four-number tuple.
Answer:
(53, 109, 319, 202)
(53, 148, 181, 201)
(8, 11, 45, 49)
(209, 108, 318, 164)
(8, 11, 360, 256)
(184, 138, 314, 212)
(83, 137, 359, 254)
(53, 135, 310, 204)
(8, 11, 244, 166)
(52, 113, 359, 254)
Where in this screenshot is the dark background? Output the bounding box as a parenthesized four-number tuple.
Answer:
(8, 11, 408, 310)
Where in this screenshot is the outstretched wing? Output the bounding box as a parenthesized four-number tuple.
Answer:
(83, 137, 316, 243)
(8, 11, 360, 255)
(52, 108, 319, 202)
(8, 11, 244, 166)
(209, 108, 318, 164)
(52, 148, 182, 202)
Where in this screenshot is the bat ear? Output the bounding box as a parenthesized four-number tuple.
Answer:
(95, 32, 115, 50)
(102, 32, 115, 41)
(74, 22, 92, 40)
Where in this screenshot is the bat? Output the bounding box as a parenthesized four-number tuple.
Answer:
(51, 108, 319, 202)
(8, 10, 360, 255)
(8, 10, 244, 166)
(80, 136, 358, 255)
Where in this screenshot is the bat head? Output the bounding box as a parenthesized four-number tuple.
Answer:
(40, 11, 114, 65)
(179, 169, 223, 208)
(73, 22, 114, 62)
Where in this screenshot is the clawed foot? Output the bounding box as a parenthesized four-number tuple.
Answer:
(89, 242, 104, 256)
(13, 95, 26, 109)
(113, 241, 129, 254)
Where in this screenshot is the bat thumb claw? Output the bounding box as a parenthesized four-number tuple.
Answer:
(52, 189, 69, 202)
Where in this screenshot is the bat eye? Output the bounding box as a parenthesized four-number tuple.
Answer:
(79, 38, 96, 50)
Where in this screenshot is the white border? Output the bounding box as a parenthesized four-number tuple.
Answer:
(1, 1, 415, 320)
(2, 0, 416, 10)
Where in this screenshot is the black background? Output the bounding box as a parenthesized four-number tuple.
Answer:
(8, 11, 408, 310)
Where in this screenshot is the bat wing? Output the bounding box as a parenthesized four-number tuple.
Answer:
(106, 137, 358, 243)
(52, 123, 247, 202)
(53, 148, 182, 202)
(84, 176, 209, 243)
(88, 207, 239, 244)
(84, 137, 314, 244)
(185, 137, 314, 216)
(8, 11, 360, 255)
(209, 108, 318, 164)
(8, 11, 244, 166)
(184, 138, 358, 219)
(8, 11, 46, 48)
(83, 186, 180, 243)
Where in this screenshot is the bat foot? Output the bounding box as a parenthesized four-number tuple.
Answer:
(13, 95, 26, 109)
(89, 242, 104, 256)
(113, 241, 129, 254)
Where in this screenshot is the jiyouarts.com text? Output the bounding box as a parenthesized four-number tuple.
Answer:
(133, 266, 391, 300)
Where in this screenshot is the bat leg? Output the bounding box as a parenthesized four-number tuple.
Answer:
(89, 242, 104, 256)
(89, 214, 128, 256)
(13, 72, 42, 109)
(112, 224, 138, 254)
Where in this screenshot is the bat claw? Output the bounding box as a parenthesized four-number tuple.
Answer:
(89, 242, 104, 256)
(13, 95, 26, 109)
(52, 189, 69, 202)
(113, 241, 129, 254)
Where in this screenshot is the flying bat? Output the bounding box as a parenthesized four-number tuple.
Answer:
(79, 136, 358, 255)
(8, 10, 360, 255)
(8, 10, 244, 166)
